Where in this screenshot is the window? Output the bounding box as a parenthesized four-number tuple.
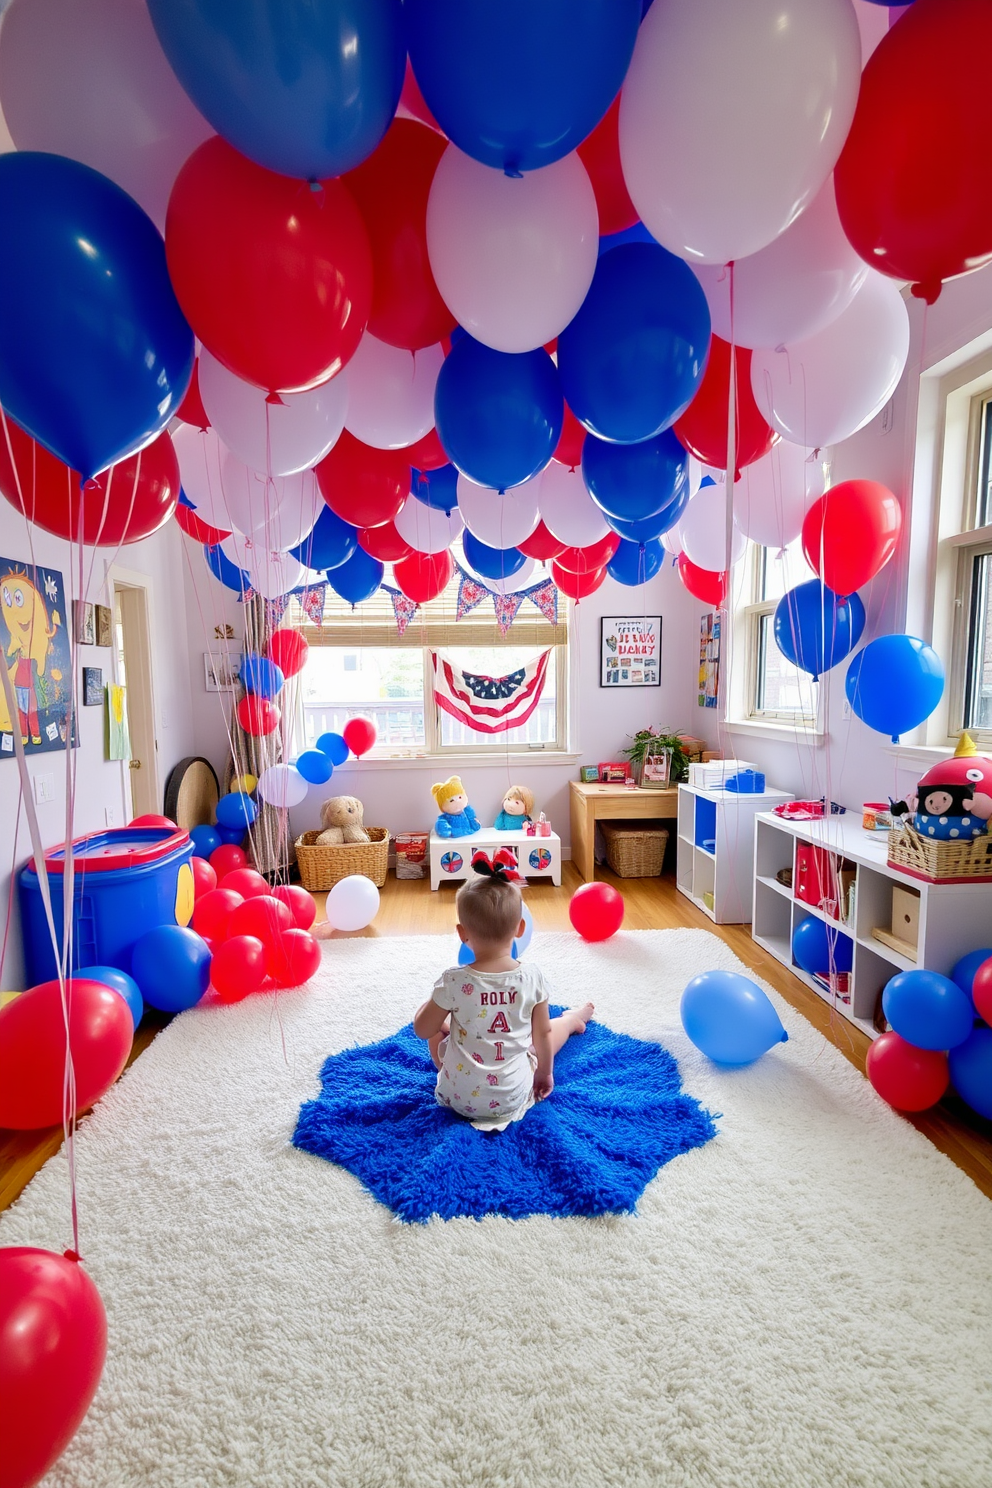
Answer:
(739, 540, 819, 724)
(287, 576, 568, 759)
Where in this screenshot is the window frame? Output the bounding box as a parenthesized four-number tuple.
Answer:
(738, 544, 819, 727)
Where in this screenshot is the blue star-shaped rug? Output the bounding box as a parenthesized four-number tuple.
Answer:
(292, 1010, 717, 1223)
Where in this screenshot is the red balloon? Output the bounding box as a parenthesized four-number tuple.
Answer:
(129, 814, 176, 828)
(191, 856, 218, 901)
(801, 480, 902, 598)
(271, 884, 318, 930)
(554, 404, 587, 471)
(551, 562, 607, 600)
(865, 1030, 949, 1112)
(357, 520, 414, 562)
(176, 358, 209, 430)
(267, 928, 322, 988)
(343, 716, 377, 758)
(0, 979, 132, 1129)
(208, 843, 248, 879)
(972, 957, 992, 1024)
(404, 424, 449, 471)
(554, 532, 621, 574)
(677, 554, 728, 607)
(835, 0, 992, 304)
(229, 894, 295, 947)
(0, 1248, 107, 1488)
(576, 94, 638, 236)
(394, 548, 454, 603)
(569, 882, 625, 942)
(219, 868, 270, 900)
(192, 887, 244, 942)
(316, 430, 410, 529)
(267, 627, 309, 679)
(175, 501, 230, 545)
(398, 56, 442, 133)
(674, 338, 777, 477)
(166, 137, 372, 393)
(345, 118, 455, 351)
(519, 519, 567, 562)
(236, 695, 281, 736)
(210, 934, 267, 1002)
(0, 420, 181, 545)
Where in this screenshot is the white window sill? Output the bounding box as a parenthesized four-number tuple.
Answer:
(724, 718, 825, 743)
(327, 751, 581, 771)
(883, 742, 954, 766)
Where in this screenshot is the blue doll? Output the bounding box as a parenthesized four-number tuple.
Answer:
(493, 785, 534, 832)
(431, 776, 480, 838)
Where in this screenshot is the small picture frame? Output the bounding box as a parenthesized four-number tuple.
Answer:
(641, 744, 673, 789)
(204, 652, 241, 692)
(598, 761, 631, 784)
(95, 604, 113, 648)
(579, 765, 599, 784)
(600, 616, 662, 688)
(82, 667, 104, 706)
(73, 600, 95, 646)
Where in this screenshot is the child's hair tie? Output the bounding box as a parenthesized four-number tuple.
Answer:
(470, 848, 524, 885)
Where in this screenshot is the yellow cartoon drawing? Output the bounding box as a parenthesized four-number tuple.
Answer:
(1, 569, 61, 745)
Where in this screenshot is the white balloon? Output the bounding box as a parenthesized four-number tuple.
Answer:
(256, 764, 309, 810)
(619, 0, 861, 264)
(734, 443, 826, 550)
(393, 495, 464, 555)
(457, 473, 542, 549)
(459, 542, 536, 596)
(225, 539, 306, 601)
(661, 527, 682, 556)
(751, 273, 910, 450)
(426, 146, 599, 354)
(0, 0, 214, 231)
(199, 349, 347, 477)
(344, 336, 443, 450)
(220, 452, 323, 549)
(539, 461, 609, 548)
(326, 874, 380, 932)
(173, 425, 230, 528)
(677, 485, 746, 572)
(692, 178, 869, 350)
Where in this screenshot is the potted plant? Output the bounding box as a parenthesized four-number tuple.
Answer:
(621, 728, 698, 785)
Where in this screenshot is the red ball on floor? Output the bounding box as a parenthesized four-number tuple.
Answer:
(190, 856, 217, 901)
(569, 882, 624, 942)
(271, 884, 317, 930)
(219, 867, 270, 900)
(228, 895, 294, 947)
(192, 888, 243, 943)
(209, 843, 247, 878)
(211, 935, 267, 1003)
(866, 1031, 949, 1112)
(267, 929, 321, 988)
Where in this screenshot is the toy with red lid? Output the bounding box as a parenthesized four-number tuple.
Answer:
(893, 733, 992, 842)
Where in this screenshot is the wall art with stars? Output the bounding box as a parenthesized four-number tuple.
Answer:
(0, 557, 76, 758)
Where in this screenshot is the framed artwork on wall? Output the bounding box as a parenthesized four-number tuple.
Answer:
(0, 557, 75, 756)
(698, 613, 720, 709)
(600, 616, 661, 688)
(95, 604, 113, 648)
(204, 652, 241, 692)
(73, 600, 95, 646)
(82, 667, 104, 706)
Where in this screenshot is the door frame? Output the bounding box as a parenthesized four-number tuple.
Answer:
(106, 564, 160, 821)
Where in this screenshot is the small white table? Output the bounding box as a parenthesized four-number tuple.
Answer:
(429, 826, 562, 890)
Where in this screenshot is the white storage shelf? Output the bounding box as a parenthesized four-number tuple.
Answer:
(751, 811, 992, 1041)
(677, 783, 793, 924)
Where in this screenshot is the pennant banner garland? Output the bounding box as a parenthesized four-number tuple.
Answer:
(382, 584, 419, 636)
(431, 648, 551, 734)
(380, 568, 560, 637)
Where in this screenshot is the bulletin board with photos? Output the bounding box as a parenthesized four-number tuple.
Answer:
(600, 616, 661, 688)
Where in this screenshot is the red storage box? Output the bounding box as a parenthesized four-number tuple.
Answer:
(795, 845, 855, 921)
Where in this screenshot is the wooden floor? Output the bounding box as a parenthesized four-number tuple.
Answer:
(3, 864, 991, 1213)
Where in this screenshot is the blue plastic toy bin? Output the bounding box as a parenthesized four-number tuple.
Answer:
(19, 827, 195, 987)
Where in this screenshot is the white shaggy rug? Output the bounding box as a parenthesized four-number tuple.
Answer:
(3, 928, 992, 1488)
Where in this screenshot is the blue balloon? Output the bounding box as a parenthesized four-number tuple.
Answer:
(598, 220, 658, 257)
(190, 825, 221, 859)
(882, 970, 974, 1051)
(316, 732, 350, 766)
(951, 948, 992, 1002)
(130, 925, 211, 1013)
(773, 582, 866, 681)
(949, 1027, 992, 1118)
(558, 243, 710, 445)
(0, 153, 193, 479)
(296, 749, 334, 785)
(204, 543, 249, 593)
(458, 901, 533, 964)
(290, 505, 357, 572)
(792, 916, 853, 977)
(147, 0, 404, 180)
(606, 484, 689, 543)
(240, 653, 285, 700)
(845, 635, 945, 744)
(412, 464, 459, 513)
(607, 538, 664, 587)
(681, 970, 788, 1066)
(583, 428, 688, 521)
(462, 530, 527, 581)
(435, 336, 562, 491)
(76, 965, 143, 1031)
(215, 792, 258, 831)
(458, 941, 475, 966)
(328, 546, 384, 605)
(405, 0, 640, 174)
(216, 825, 248, 845)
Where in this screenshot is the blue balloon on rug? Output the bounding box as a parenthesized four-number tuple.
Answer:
(882, 970, 974, 1051)
(948, 1027, 992, 1119)
(680, 971, 788, 1066)
(293, 1009, 716, 1222)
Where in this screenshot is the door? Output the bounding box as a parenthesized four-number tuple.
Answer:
(113, 583, 159, 819)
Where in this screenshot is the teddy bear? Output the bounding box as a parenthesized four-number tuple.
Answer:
(316, 794, 371, 845)
(493, 785, 534, 832)
(431, 776, 480, 838)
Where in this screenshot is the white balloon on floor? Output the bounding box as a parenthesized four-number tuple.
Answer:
(426, 146, 599, 354)
(326, 874, 380, 932)
(618, 0, 861, 264)
(173, 424, 230, 528)
(343, 335, 443, 450)
(199, 349, 347, 477)
(256, 763, 309, 810)
(692, 177, 868, 350)
(538, 461, 610, 548)
(457, 472, 542, 549)
(751, 272, 910, 450)
(394, 494, 464, 554)
(677, 485, 747, 572)
(733, 443, 826, 550)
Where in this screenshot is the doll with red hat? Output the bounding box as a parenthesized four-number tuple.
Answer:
(893, 733, 992, 841)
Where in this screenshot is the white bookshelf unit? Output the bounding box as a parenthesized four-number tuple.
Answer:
(677, 783, 792, 923)
(752, 811, 992, 1040)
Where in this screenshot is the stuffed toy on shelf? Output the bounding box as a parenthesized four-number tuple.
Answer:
(493, 785, 534, 832)
(316, 794, 371, 846)
(892, 732, 992, 841)
(431, 776, 480, 838)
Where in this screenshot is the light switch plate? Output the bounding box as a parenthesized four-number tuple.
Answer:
(33, 772, 55, 804)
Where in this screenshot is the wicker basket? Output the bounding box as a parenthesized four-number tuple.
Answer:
(294, 828, 390, 891)
(887, 824, 992, 884)
(601, 822, 669, 878)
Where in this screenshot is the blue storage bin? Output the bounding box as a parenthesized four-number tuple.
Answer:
(694, 795, 717, 852)
(19, 827, 195, 986)
(725, 770, 765, 793)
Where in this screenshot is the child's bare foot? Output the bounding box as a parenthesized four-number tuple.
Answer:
(573, 1002, 595, 1034)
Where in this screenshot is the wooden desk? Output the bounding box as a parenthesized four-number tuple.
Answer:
(569, 781, 679, 883)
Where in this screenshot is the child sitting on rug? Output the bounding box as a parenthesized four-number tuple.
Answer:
(413, 849, 593, 1132)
